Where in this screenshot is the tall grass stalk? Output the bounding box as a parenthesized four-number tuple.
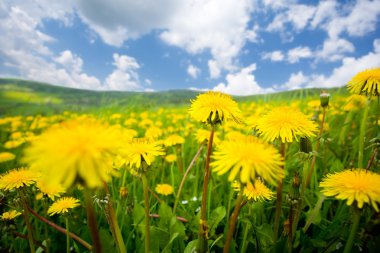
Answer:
(19, 190, 35, 253)
(306, 106, 326, 188)
(84, 189, 102, 253)
(173, 142, 205, 214)
(141, 173, 151, 253)
(273, 142, 286, 243)
(358, 100, 369, 168)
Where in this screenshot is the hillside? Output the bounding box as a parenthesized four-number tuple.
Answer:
(0, 78, 348, 116)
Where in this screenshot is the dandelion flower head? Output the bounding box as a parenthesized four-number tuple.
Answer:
(347, 68, 380, 97)
(256, 106, 318, 143)
(164, 134, 185, 147)
(155, 184, 174, 196)
(189, 91, 242, 125)
(243, 180, 274, 201)
(211, 136, 284, 186)
(47, 197, 80, 216)
(36, 180, 66, 200)
(121, 138, 164, 170)
(1, 210, 22, 221)
(23, 119, 122, 189)
(320, 169, 380, 212)
(0, 152, 16, 163)
(0, 168, 38, 191)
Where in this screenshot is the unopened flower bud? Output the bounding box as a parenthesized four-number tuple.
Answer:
(119, 187, 128, 199)
(300, 137, 312, 154)
(320, 91, 330, 108)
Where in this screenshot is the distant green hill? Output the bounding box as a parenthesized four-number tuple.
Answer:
(0, 78, 347, 116)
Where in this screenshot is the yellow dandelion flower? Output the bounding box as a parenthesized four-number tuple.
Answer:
(164, 134, 185, 147)
(165, 154, 177, 163)
(195, 129, 220, 145)
(155, 184, 174, 196)
(231, 181, 241, 192)
(145, 126, 163, 140)
(36, 181, 66, 200)
(0, 168, 38, 191)
(256, 107, 318, 143)
(243, 180, 274, 201)
(211, 136, 284, 186)
(0, 152, 16, 163)
(189, 91, 242, 125)
(320, 169, 380, 212)
(3, 139, 25, 149)
(343, 94, 367, 111)
(1, 210, 22, 221)
(121, 138, 164, 169)
(347, 68, 380, 97)
(23, 119, 121, 188)
(47, 197, 80, 216)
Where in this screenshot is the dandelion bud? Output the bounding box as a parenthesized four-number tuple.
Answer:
(320, 90, 330, 108)
(119, 187, 128, 199)
(300, 137, 312, 154)
(289, 172, 300, 201)
(282, 219, 290, 236)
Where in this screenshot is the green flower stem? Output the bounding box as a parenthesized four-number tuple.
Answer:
(292, 160, 309, 239)
(339, 111, 354, 144)
(223, 192, 244, 253)
(84, 189, 102, 253)
(197, 125, 215, 253)
(176, 145, 184, 173)
(26, 204, 92, 251)
(103, 183, 127, 253)
(358, 100, 369, 168)
(273, 142, 286, 243)
(343, 207, 361, 253)
(306, 106, 326, 188)
(19, 190, 35, 253)
(173, 142, 205, 214)
(65, 217, 70, 253)
(141, 173, 151, 253)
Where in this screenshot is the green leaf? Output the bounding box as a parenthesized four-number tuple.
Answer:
(184, 240, 198, 253)
(99, 228, 116, 253)
(208, 206, 226, 237)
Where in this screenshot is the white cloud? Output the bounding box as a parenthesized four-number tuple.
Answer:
(287, 46, 313, 63)
(54, 50, 83, 73)
(267, 3, 316, 39)
(212, 64, 273, 96)
(324, 0, 380, 39)
(75, 0, 180, 47)
(282, 39, 380, 89)
(208, 60, 221, 79)
(104, 53, 142, 90)
(187, 64, 200, 79)
(283, 71, 309, 90)
(262, 51, 284, 62)
(159, 0, 254, 73)
(316, 37, 355, 62)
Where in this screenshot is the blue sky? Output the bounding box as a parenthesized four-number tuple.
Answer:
(0, 0, 379, 95)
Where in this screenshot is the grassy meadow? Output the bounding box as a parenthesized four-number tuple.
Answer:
(0, 78, 379, 253)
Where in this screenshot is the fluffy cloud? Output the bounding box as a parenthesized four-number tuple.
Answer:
(282, 39, 380, 90)
(266, 3, 316, 40)
(287, 46, 313, 63)
(187, 64, 200, 79)
(75, 0, 180, 46)
(104, 54, 142, 90)
(316, 37, 355, 62)
(213, 64, 273, 96)
(160, 0, 254, 76)
(262, 51, 284, 62)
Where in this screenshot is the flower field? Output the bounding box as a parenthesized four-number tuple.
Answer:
(0, 70, 379, 253)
